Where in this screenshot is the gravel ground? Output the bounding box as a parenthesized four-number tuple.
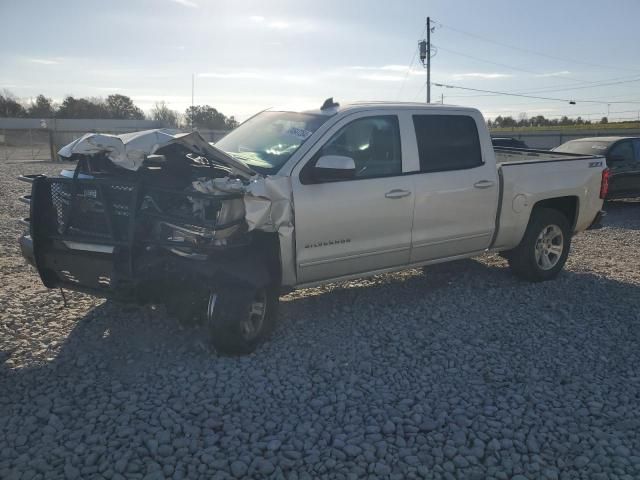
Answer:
(1, 159, 640, 480)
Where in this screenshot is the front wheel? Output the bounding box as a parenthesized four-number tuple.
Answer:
(206, 286, 279, 355)
(506, 208, 571, 282)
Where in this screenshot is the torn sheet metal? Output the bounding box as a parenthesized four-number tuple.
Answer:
(58, 129, 255, 180)
(244, 175, 297, 285)
(244, 176, 293, 233)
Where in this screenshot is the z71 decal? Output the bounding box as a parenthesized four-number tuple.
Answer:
(589, 161, 603, 168)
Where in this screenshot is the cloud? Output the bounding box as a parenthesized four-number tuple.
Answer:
(198, 70, 313, 84)
(246, 15, 314, 32)
(268, 20, 290, 29)
(170, 0, 198, 8)
(535, 71, 571, 78)
(346, 65, 423, 76)
(381, 65, 411, 72)
(198, 71, 265, 80)
(348, 65, 390, 71)
(452, 72, 513, 79)
(27, 58, 60, 65)
(359, 74, 405, 82)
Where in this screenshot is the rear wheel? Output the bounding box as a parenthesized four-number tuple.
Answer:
(507, 208, 571, 282)
(206, 286, 279, 355)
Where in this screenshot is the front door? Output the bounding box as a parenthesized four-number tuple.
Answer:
(291, 113, 414, 284)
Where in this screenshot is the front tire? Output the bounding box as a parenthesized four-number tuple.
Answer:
(207, 286, 279, 355)
(507, 208, 571, 282)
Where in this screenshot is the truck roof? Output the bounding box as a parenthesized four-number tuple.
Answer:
(297, 101, 480, 117)
(563, 136, 640, 143)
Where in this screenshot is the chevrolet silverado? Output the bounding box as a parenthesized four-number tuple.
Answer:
(18, 100, 608, 354)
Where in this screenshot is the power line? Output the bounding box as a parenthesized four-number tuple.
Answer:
(435, 45, 614, 87)
(413, 82, 427, 100)
(396, 45, 419, 100)
(433, 82, 640, 105)
(442, 73, 640, 99)
(497, 76, 640, 96)
(396, 23, 428, 100)
(435, 20, 640, 73)
(434, 82, 576, 103)
(436, 45, 539, 75)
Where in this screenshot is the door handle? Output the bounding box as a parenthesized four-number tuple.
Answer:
(474, 180, 495, 189)
(385, 189, 412, 199)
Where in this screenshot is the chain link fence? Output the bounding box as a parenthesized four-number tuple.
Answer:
(0, 128, 53, 163)
(0, 118, 230, 164)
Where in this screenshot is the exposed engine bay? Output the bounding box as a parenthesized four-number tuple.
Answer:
(57, 129, 292, 256)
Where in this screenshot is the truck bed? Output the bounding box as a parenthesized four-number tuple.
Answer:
(494, 146, 601, 165)
(491, 147, 606, 251)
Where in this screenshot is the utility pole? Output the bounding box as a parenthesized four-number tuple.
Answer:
(419, 17, 434, 103)
(426, 16, 431, 104)
(191, 73, 195, 131)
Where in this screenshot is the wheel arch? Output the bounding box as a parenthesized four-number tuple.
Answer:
(250, 231, 282, 287)
(532, 195, 579, 231)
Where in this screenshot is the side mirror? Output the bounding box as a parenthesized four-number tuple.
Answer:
(313, 155, 356, 182)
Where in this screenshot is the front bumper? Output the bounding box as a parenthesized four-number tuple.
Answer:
(587, 210, 606, 230)
(17, 173, 271, 304)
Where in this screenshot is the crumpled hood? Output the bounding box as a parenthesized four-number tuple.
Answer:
(57, 128, 256, 180)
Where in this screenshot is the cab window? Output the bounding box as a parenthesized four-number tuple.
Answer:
(314, 115, 402, 180)
(413, 115, 483, 172)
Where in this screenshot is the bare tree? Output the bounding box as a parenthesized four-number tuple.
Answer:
(151, 102, 181, 128)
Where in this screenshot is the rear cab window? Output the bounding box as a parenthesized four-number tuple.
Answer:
(412, 115, 483, 172)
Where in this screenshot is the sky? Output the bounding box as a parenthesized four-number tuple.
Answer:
(1, 0, 640, 122)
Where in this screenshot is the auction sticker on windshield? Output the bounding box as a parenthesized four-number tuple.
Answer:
(285, 127, 313, 140)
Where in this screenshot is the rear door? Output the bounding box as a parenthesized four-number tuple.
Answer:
(291, 111, 414, 284)
(608, 140, 636, 197)
(407, 112, 499, 263)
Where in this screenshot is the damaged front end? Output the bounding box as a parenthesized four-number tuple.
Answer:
(18, 129, 292, 304)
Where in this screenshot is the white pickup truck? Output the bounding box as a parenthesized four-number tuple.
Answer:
(18, 100, 608, 354)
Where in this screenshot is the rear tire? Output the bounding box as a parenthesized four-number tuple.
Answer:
(207, 286, 279, 355)
(507, 208, 571, 282)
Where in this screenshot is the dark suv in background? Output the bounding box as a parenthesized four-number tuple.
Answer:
(554, 136, 640, 199)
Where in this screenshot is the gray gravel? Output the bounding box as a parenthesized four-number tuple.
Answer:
(1, 159, 640, 479)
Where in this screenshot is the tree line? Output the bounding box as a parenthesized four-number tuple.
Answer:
(0, 90, 238, 130)
(488, 113, 610, 128)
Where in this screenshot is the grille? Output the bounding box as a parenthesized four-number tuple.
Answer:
(48, 179, 135, 242)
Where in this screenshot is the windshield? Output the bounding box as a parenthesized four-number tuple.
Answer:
(553, 140, 611, 155)
(216, 111, 330, 174)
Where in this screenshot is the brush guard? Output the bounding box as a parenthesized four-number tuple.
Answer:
(18, 174, 252, 301)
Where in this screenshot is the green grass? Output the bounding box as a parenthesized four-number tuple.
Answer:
(490, 122, 640, 132)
